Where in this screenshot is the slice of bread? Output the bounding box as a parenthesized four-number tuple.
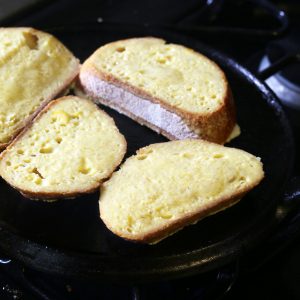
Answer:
(79, 37, 237, 144)
(0, 96, 126, 200)
(0, 27, 79, 150)
(99, 140, 264, 244)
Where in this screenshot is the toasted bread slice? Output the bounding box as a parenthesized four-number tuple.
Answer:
(79, 37, 238, 144)
(0, 96, 126, 200)
(0, 27, 79, 150)
(99, 140, 264, 244)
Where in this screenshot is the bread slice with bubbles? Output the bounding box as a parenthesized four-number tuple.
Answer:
(99, 139, 264, 244)
(0, 27, 79, 150)
(0, 96, 126, 200)
(79, 37, 238, 144)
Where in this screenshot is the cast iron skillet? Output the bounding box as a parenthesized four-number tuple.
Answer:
(0, 23, 298, 282)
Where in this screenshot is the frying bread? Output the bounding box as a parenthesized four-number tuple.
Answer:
(79, 37, 238, 144)
(0, 96, 126, 200)
(99, 140, 264, 244)
(0, 27, 79, 150)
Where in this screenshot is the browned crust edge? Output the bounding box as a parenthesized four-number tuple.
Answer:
(79, 37, 236, 144)
(0, 96, 127, 201)
(100, 170, 264, 244)
(0, 27, 80, 152)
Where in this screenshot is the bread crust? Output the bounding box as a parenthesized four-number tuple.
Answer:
(0, 27, 80, 151)
(0, 96, 127, 200)
(102, 191, 245, 244)
(79, 37, 236, 144)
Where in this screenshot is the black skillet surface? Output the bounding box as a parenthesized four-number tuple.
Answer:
(0, 24, 295, 282)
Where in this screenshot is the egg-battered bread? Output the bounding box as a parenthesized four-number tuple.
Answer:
(99, 140, 264, 244)
(0, 27, 79, 150)
(0, 96, 126, 200)
(79, 37, 238, 144)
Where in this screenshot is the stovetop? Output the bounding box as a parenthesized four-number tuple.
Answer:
(0, 0, 299, 299)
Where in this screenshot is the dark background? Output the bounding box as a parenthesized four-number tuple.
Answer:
(0, 0, 300, 299)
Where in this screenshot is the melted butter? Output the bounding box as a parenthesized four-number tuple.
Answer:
(226, 124, 241, 143)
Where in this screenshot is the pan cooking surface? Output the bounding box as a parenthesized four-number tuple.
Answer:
(0, 24, 294, 280)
